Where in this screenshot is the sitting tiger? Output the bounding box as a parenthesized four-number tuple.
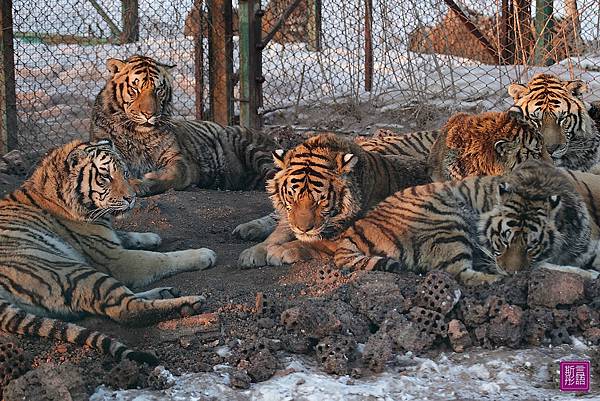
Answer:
(0, 139, 217, 363)
(238, 133, 432, 267)
(508, 73, 600, 171)
(91, 55, 277, 197)
(232, 129, 439, 242)
(335, 160, 600, 285)
(428, 110, 551, 181)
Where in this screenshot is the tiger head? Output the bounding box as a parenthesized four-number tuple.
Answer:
(479, 160, 584, 274)
(102, 55, 175, 129)
(508, 73, 594, 158)
(26, 140, 136, 222)
(267, 134, 364, 242)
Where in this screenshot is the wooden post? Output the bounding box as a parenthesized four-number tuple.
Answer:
(364, 0, 373, 92)
(306, 0, 321, 51)
(0, 0, 17, 154)
(208, 0, 234, 125)
(534, 0, 553, 65)
(192, 0, 205, 120)
(121, 0, 139, 43)
(238, 0, 262, 129)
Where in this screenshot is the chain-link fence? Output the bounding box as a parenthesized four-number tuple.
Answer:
(2, 0, 600, 158)
(259, 0, 600, 131)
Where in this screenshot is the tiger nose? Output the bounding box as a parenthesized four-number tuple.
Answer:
(141, 111, 154, 119)
(123, 194, 136, 204)
(297, 221, 315, 233)
(547, 144, 562, 153)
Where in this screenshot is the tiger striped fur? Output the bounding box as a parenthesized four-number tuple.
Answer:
(0, 140, 217, 363)
(508, 73, 600, 171)
(233, 129, 439, 242)
(428, 110, 551, 181)
(238, 133, 432, 267)
(335, 160, 600, 285)
(91, 55, 277, 196)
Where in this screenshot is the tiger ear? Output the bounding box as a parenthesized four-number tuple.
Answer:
(494, 139, 510, 158)
(565, 80, 588, 97)
(508, 83, 528, 101)
(549, 195, 561, 209)
(107, 58, 126, 75)
(498, 182, 510, 196)
(66, 148, 88, 170)
(337, 153, 358, 173)
(272, 149, 286, 169)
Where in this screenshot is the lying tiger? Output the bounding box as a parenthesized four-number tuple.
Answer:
(335, 160, 600, 285)
(428, 110, 551, 181)
(91, 55, 277, 197)
(232, 129, 440, 242)
(0, 140, 216, 362)
(238, 133, 431, 267)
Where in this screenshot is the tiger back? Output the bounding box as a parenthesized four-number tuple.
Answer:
(0, 139, 217, 363)
(335, 160, 600, 285)
(428, 110, 551, 181)
(238, 133, 432, 267)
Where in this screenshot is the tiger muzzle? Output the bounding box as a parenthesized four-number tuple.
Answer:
(496, 233, 530, 274)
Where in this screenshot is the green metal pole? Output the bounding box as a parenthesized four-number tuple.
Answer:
(534, 0, 554, 65)
(238, 0, 260, 128)
(0, 0, 17, 153)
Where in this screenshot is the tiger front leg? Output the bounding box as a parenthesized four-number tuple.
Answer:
(100, 247, 217, 288)
(232, 211, 279, 241)
(265, 240, 332, 266)
(117, 230, 162, 250)
(130, 159, 193, 197)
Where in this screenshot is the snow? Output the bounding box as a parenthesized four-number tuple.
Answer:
(90, 344, 600, 401)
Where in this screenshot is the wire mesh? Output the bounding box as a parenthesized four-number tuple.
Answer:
(4, 0, 600, 158)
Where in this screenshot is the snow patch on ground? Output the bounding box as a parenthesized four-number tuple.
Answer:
(91, 344, 600, 401)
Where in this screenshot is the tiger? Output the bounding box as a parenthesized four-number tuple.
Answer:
(508, 73, 600, 171)
(238, 133, 432, 267)
(428, 110, 551, 181)
(0, 139, 217, 363)
(335, 159, 600, 285)
(91, 55, 277, 197)
(232, 129, 440, 242)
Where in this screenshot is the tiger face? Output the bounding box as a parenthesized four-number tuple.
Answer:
(508, 73, 589, 158)
(479, 181, 562, 274)
(106, 55, 174, 127)
(66, 140, 136, 221)
(268, 147, 361, 242)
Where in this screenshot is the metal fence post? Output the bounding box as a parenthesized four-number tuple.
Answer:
(192, 0, 205, 120)
(238, 0, 262, 129)
(306, 0, 321, 51)
(0, 0, 17, 154)
(534, 0, 554, 65)
(121, 0, 139, 43)
(364, 0, 373, 92)
(208, 0, 234, 125)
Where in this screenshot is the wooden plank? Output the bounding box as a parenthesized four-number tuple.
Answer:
(121, 0, 139, 43)
(306, 0, 321, 51)
(238, 0, 262, 128)
(192, 0, 205, 120)
(364, 0, 373, 91)
(0, 0, 17, 154)
(209, 0, 234, 125)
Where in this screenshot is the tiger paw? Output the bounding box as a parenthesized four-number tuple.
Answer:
(173, 248, 217, 271)
(128, 178, 151, 197)
(238, 244, 268, 267)
(265, 242, 318, 266)
(232, 216, 277, 241)
(137, 287, 181, 300)
(177, 295, 206, 317)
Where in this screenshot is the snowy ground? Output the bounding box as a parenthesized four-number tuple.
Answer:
(91, 341, 599, 401)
